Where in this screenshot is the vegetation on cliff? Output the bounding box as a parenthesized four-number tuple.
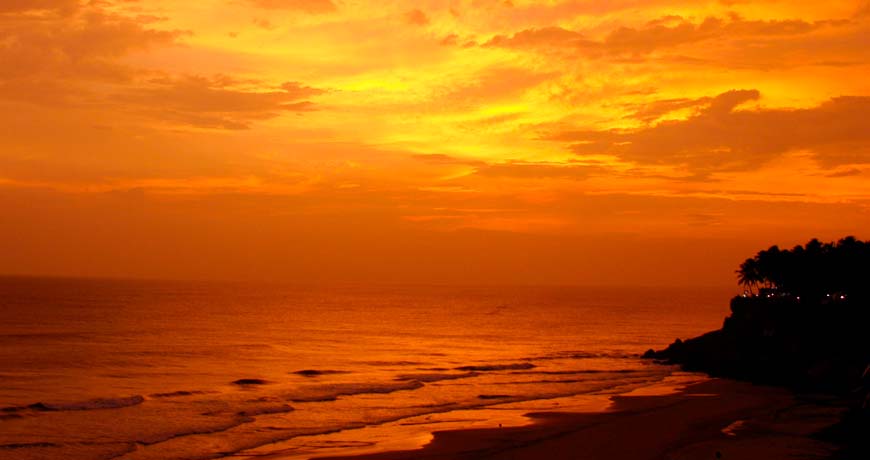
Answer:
(736, 236, 870, 301)
(645, 236, 870, 457)
(646, 236, 870, 392)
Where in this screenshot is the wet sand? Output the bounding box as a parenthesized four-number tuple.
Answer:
(318, 378, 845, 460)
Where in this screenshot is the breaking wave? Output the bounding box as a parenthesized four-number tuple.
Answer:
(288, 380, 426, 402)
(4, 395, 145, 413)
(454, 363, 535, 371)
(394, 372, 479, 383)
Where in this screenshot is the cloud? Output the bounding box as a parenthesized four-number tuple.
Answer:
(705, 89, 760, 114)
(404, 9, 430, 26)
(545, 90, 870, 172)
(252, 17, 276, 29)
(624, 97, 713, 123)
(247, 0, 337, 13)
(484, 14, 851, 60)
(0, 2, 186, 103)
(825, 168, 864, 178)
(412, 154, 483, 166)
(473, 161, 603, 180)
(484, 26, 586, 48)
(118, 76, 324, 129)
(0, 0, 79, 14)
(411, 154, 602, 180)
(0, 2, 331, 131)
(438, 67, 553, 106)
(0, 6, 184, 79)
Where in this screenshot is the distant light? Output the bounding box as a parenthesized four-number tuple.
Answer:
(840, 295, 846, 300)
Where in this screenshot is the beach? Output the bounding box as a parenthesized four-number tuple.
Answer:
(307, 378, 844, 460)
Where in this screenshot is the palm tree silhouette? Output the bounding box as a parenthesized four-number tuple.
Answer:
(735, 236, 869, 301)
(736, 257, 762, 295)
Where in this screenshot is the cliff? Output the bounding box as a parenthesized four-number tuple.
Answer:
(644, 294, 870, 458)
(644, 295, 870, 393)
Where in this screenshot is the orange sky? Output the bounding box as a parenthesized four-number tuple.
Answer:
(1, 0, 869, 286)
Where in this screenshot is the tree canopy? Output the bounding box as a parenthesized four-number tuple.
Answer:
(736, 236, 870, 301)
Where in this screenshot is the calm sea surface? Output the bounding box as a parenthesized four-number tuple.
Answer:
(0, 277, 734, 460)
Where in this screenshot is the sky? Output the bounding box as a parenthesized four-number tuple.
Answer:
(1, 0, 868, 286)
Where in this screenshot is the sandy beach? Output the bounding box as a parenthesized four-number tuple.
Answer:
(314, 378, 845, 460)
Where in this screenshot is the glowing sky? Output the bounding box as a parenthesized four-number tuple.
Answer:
(1, 0, 869, 285)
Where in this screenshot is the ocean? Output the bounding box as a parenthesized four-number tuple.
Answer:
(0, 277, 734, 460)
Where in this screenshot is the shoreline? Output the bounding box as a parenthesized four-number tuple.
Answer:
(236, 374, 685, 460)
(297, 377, 845, 460)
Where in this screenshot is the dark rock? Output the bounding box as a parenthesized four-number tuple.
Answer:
(645, 295, 870, 393)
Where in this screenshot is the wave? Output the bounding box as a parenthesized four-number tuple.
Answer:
(528, 351, 639, 361)
(148, 390, 209, 398)
(103, 370, 671, 460)
(405, 402, 456, 409)
(0, 442, 61, 449)
(498, 369, 663, 386)
(394, 372, 478, 383)
(454, 363, 535, 372)
(292, 369, 351, 377)
(288, 380, 425, 403)
(499, 378, 604, 385)
(238, 404, 295, 417)
(232, 379, 270, 386)
(511, 369, 640, 376)
(105, 417, 258, 458)
(0, 332, 88, 341)
(361, 360, 426, 367)
(9, 395, 146, 412)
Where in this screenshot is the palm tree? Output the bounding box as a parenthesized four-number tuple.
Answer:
(737, 257, 761, 295)
(735, 237, 870, 301)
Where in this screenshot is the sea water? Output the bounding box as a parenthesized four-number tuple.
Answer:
(0, 277, 733, 459)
